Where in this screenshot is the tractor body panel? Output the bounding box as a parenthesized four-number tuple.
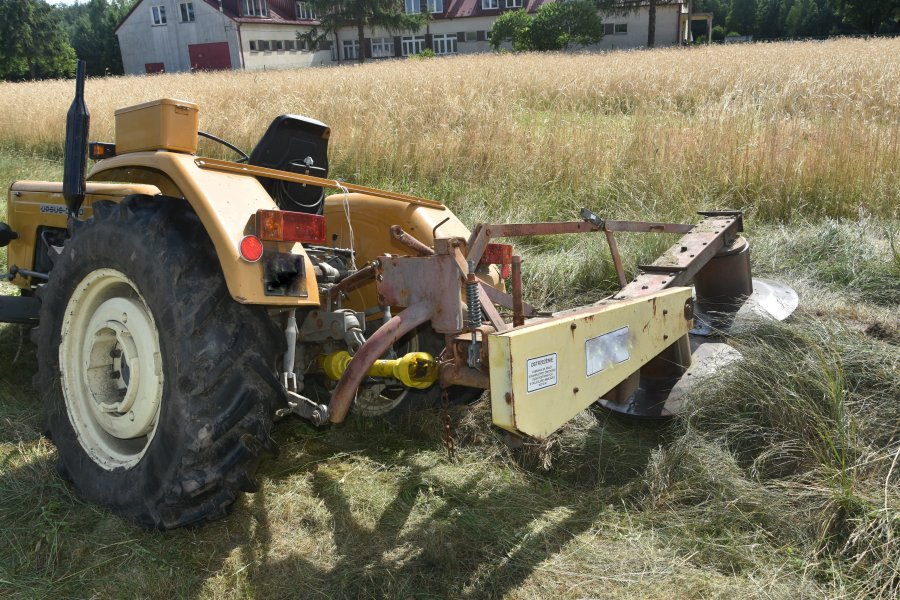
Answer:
(86, 151, 319, 306)
(489, 287, 693, 438)
(6, 181, 161, 288)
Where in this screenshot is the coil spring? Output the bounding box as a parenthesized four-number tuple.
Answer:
(466, 260, 480, 329)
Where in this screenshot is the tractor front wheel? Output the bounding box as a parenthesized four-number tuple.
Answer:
(33, 196, 284, 529)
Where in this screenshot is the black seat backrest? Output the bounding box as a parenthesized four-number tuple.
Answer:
(248, 115, 330, 214)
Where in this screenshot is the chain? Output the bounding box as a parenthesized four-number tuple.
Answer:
(440, 387, 457, 461)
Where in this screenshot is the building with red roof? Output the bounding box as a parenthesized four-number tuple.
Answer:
(115, 0, 706, 75)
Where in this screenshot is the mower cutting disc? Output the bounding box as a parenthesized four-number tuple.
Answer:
(597, 339, 742, 417)
(691, 277, 799, 336)
(600, 277, 797, 417)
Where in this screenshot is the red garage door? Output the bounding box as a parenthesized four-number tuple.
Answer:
(188, 42, 232, 71)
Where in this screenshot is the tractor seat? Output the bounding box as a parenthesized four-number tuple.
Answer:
(248, 115, 330, 215)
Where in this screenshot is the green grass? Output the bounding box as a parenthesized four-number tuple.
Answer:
(0, 40, 898, 597)
(1, 143, 898, 598)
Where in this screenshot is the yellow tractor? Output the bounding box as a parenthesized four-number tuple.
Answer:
(0, 62, 796, 529)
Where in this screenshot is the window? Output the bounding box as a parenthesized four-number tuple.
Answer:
(273, 40, 283, 50)
(614, 23, 627, 34)
(179, 2, 194, 22)
(295, 1, 315, 19)
(249, 40, 257, 50)
(505, 0, 522, 7)
(428, 0, 443, 12)
(285, 39, 296, 51)
(371, 37, 394, 58)
(482, 0, 499, 9)
(151, 5, 167, 25)
(342, 39, 360, 60)
(242, 0, 268, 17)
(464, 31, 477, 42)
(432, 33, 456, 55)
(603, 23, 614, 35)
(405, 0, 420, 14)
(258, 39, 271, 51)
(401, 35, 426, 56)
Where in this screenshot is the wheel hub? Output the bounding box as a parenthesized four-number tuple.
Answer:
(60, 269, 164, 470)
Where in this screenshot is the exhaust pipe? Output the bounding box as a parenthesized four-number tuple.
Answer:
(63, 60, 90, 220)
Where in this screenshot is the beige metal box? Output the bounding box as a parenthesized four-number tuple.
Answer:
(114, 98, 199, 154)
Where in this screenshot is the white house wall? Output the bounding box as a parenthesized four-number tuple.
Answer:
(239, 23, 331, 70)
(592, 5, 683, 50)
(117, 0, 238, 74)
(331, 7, 683, 62)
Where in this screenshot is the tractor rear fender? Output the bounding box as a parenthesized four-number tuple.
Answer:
(86, 151, 319, 307)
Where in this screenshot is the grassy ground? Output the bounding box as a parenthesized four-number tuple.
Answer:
(1, 40, 899, 599)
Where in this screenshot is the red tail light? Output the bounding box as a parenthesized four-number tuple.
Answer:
(239, 235, 264, 262)
(479, 243, 513, 278)
(257, 209, 326, 245)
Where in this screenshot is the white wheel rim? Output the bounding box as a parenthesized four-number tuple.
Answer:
(60, 269, 164, 470)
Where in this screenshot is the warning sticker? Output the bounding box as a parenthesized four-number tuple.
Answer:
(526, 353, 558, 393)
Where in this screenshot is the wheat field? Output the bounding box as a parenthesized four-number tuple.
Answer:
(0, 37, 897, 222)
(0, 39, 898, 600)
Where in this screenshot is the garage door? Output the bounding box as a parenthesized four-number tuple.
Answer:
(188, 42, 232, 71)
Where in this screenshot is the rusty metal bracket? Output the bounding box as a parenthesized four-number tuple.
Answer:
(615, 214, 744, 300)
(478, 283, 509, 332)
(376, 254, 464, 333)
(477, 269, 536, 317)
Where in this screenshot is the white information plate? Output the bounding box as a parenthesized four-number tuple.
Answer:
(585, 326, 631, 377)
(526, 353, 558, 393)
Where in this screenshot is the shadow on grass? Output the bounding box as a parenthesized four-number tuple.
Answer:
(0, 321, 665, 599)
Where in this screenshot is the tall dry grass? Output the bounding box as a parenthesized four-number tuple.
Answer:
(0, 38, 897, 221)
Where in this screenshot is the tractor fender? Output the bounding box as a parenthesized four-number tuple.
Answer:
(87, 151, 319, 307)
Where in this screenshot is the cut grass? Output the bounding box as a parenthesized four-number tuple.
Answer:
(1, 192, 896, 598)
(0, 40, 898, 599)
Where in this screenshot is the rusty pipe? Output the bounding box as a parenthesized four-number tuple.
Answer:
(329, 261, 378, 303)
(511, 255, 524, 328)
(390, 225, 435, 256)
(327, 302, 432, 423)
(604, 230, 627, 288)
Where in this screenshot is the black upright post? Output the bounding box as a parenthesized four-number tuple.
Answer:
(63, 60, 90, 220)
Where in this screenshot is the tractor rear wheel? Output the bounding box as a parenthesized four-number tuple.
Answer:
(33, 196, 285, 529)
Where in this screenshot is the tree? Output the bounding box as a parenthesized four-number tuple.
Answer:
(301, 0, 425, 63)
(489, 9, 533, 51)
(489, 1, 604, 51)
(0, 0, 76, 80)
(64, 0, 129, 76)
(727, 0, 759, 33)
(829, 0, 899, 33)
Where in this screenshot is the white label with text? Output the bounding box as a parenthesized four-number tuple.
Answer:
(526, 353, 558, 393)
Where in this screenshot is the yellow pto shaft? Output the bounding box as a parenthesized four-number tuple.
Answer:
(320, 351, 438, 390)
